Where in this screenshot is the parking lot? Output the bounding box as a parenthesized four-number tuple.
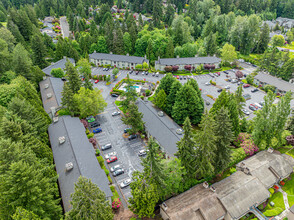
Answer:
(92, 80, 145, 208)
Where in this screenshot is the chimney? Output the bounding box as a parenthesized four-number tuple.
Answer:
(209, 186, 216, 192)
(127, 53, 129, 56)
(58, 136, 66, 144)
(43, 76, 47, 80)
(267, 147, 274, 153)
(53, 117, 59, 123)
(195, 54, 198, 57)
(158, 56, 160, 60)
(162, 202, 168, 211)
(244, 167, 251, 175)
(110, 51, 113, 54)
(203, 181, 209, 189)
(63, 56, 66, 59)
(213, 54, 216, 57)
(65, 162, 74, 171)
(177, 55, 179, 58)
(94, 50, 96, 53)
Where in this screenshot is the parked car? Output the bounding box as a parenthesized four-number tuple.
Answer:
(95, 80, 99, 84)
(138, 149, 147, 157)
(128, 134, 137, 141)
(101, 144, 112, 151)
(254, 102, 262, 109)
(103, 68, 106, 71)
(252, 64, 257, 67)
(105, 152, 117, 159)
(251, 88, 259, 93)
(224, 71, 229, 74)
(156, 72, 159, 77)
(176, 75, 180, 79)
(243, 93, 251, 100)
(237, 81, 244, 85)
(105, 68, 109, 71)
(111, 93, 119, 97)
(242, 109, 250, 115)
(113, 168, 124, 177)
(227, 78, 232, 82)
(129, 71, 133, 74)
(183, 76, 187, 80)
(124, 128, 132, 133)
(112, 111, 121, 116)
(145, 71, 149, 75)
(93, 128, 102, 133)
(135, 71, 139, 75)
(243, 84, 250, 88)
(107, 156, 117, 164)
(179, 76, 183, 80)
(142, 71, 145, 75)
(249, 104, 259, 111)
(217, 88, 223, 93)
(90, 122, 100, 128)
(110, 164, 122, 172)
(86, 116, 95, 123)
(152, 73, 155, 76)
(224, 85, 230, 89)
(231, 79, 238, 83)
(120, 178, 132, 188)
(206, 101, 210, 105)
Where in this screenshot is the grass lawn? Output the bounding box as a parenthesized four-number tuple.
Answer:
(0, 22, 7, 27)
(147, 96, 154, 102)
(263, 192, 285, 217)
(278, 147, 294, 158)
(114, 100, 127, 113)
(280, 42, 294, 50)
(282, 173, 294, 207)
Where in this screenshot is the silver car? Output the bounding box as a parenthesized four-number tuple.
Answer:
(110, 164, 121, 172)
(120, 178, 132, 188)
(112, 111, 121, 116)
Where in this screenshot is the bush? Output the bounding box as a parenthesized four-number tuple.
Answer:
(112, 68, 119, 75)
(108, 175, 112, 184)
(269, 188, 275, 195)
(184, 65, 192, 71)
(135, 64, 142, 69)
(106, 82, 111, 85)
(172, 65, 179, 72)
(85, 129, 90, 135)
(80, 119, 88, 128)
(58, 108, 71, 116)
(112, 198, 121, 210)
(145, 89, 151, 96)
(95, 149, 100, 156)
(140, 95, 144, 100)
(51, 68, 64, 78)
(97, 156, 104, 167)
(103, 167, 109, 176)
(229, 148, 247, 167)
(142, 62, 148, 69)
(110, 185, 115, 192)
(164, 66, 172, 72)
(89, 138, 97, 147)
(87, 133, 94, 139)
(93, 75, 98, 80)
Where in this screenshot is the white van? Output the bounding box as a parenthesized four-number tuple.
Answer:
(156, 72, 159, 77)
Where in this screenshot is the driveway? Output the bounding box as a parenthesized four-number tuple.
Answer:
(60, 16, 70, 38)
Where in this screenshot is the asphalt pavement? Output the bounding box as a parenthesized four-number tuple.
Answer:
(60, 16, 70, 38)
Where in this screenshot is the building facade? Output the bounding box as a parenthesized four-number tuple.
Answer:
(89, 52, 149, 69)
(155, 55, 222, 71)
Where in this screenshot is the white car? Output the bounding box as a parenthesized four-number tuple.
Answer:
(225, 85, 230, 89)
(105, 152, 117, 159)
(110, 164, 121, 172)
(120, 178, 132, 188)
(242, 109, 250, 115)
(205, 82, 211, 86)
(112, 111, 121, 116)
(138, 149, 148, 157)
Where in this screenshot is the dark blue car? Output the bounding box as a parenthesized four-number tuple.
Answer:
(93, 128, 102, 133)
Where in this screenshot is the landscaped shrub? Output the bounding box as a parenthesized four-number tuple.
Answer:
(97, 156, 104, 167)
(269, 188, 275, 194)
(85, 129, 90, 135)
(145, 89, 151, 96)
(184, 65, 192, 71)
(206, 94, 214, 99)
(95, 149, 100, 156)
(110, 185, 115, 192)
(209, 80, 216, 85)
(108, 175, 112, 184)
(286, 135, 294, 146)
(164, 66, 172, 72)
(58, 108, 71, 116)
(89, 138, 97, 147)
(229, 148, 247, 167)
(106, 82, 111, 85)
(103, 167, 109, 176)
(135, 64, 142, 69)
(80, 119, 88, 128)
(87, 133, 94, 139)
(112, 198, 121, 210)
(240, 139, 258, 156)
(93, 75, 98, 80)
(172, 65, 179, 72)
(233, 133, 251, 147)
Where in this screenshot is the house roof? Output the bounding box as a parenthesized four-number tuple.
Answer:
(39, 77, 64, 114)
(160, 184, 226, 220)
(155, 56, 221, 66)
(136, 100, 181, 157)
(48, 116, 112, 212)
(42, 58, 75, 76)
(236, 151, 294, 188)
(254, 72, 294, 92)
(89, 52, 149, 64)
(212, 171, 270, 219)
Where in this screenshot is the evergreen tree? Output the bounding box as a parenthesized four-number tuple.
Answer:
(146, 38, 154, 62)
(164, 4, 175, 27)
(83, 73, 93, 90)
(7, 20, 25, 45)
(154, 89, 167, 110)
(214, 107, 234, 173)
(121, 76, 138, 109)
(165, 37, 174, 58)
(256, 23, 270, 54)
(129, 172, 159, 218)
(61, 82, 78, 115)
(31, 33, 47, 68)
(12, 43, 33, 80)
(123, 32, 132, 55)
(113, 26, 124, 55)
(175, 117, 197, 179)
(96, 36, 108, 53)
(204, 32, 217, 56)
(66, 60, 81, 94)
(142, 137, 166, 195)
(234, 85, 246, 117)
(166, 80, 182, 115)
(12, 207, 40, 220)
(194, 111, 217, 179)
(121, 103, 144, 134)
(172, 84, 204, 125)
(152, 0, 163, 28)
(66, 176, 114, 220)
(155, 73, 176, 96)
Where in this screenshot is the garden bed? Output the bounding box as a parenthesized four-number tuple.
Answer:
(262, 191, 285, 217)
(282, 173, 294, 207)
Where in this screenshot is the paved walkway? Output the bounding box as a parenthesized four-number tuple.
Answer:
(275, 185, 290, 219)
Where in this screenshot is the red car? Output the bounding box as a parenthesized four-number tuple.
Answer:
(176, 75, 179, 79)
(95, 80, 99, 84)
(243, 84, 250, 88)
(107, 156, 117, 164)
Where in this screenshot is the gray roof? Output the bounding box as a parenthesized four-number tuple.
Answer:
(39, 77, 64, 114)
(236, 151, 294, 188)
(161, 184, 226, 220)
(254, 72, 294, 92)
(42, 58, 75, 76)
(137, 100, 181, 157)
(212, 171, 270, 219)
(89, 52, 149, 64)
(155, 56, 221, 66)
(48, 116, 112, 212)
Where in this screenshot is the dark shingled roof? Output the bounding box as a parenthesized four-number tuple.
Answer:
(48, 116, 112, 212)
(255, 72, 294, 92)
(42, 58, 75, 76)
(136, 100, 181, 157)
(160, 184, 226, 220)
(89, 52, 149, 64)
(39, 77, 64, 113)
(155, 56, 221, 66)
(212, 171, 270, 219)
